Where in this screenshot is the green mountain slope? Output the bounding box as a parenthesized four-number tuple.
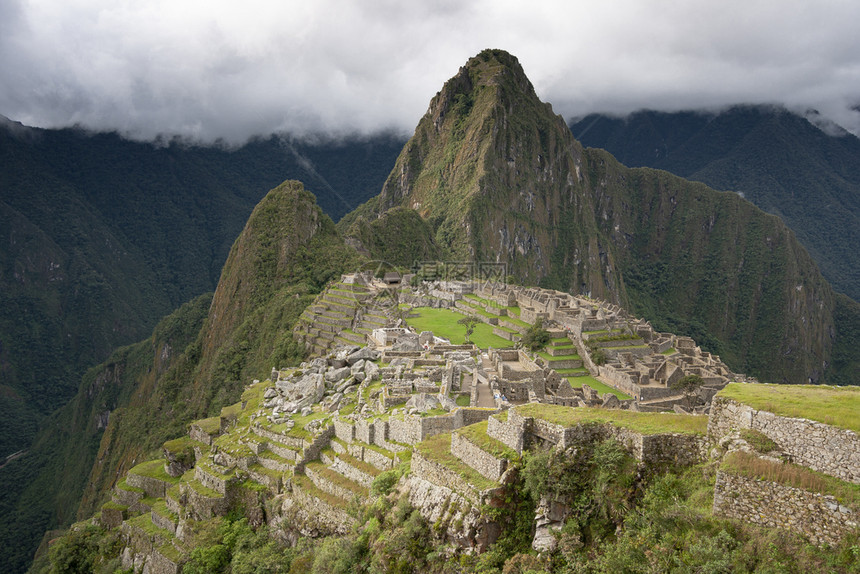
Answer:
(343, 49, 855, 385)
(1, 181, 360, 573)
(569, 107, 860, 301)
(0, 121, 401, 459)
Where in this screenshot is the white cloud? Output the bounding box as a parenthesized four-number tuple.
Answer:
(1, 0, 858, 142)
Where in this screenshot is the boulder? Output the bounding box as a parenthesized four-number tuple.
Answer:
(405, 393, 440, 413)
(350, 359, 366, 374)
(325, 367, 351, 383)
(392, 333, 421, 352)
(347, 346, 380, 364)
(438, 394, 458, 411)
(365, 361, 380, 381)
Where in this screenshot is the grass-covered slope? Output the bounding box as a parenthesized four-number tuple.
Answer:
(341, 49, 854, 385)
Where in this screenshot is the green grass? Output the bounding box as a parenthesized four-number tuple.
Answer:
(415, 433, 498, 491)
(515, 403, 708, 435)
(661, 347, 677, 355)
(128, 459, 179, 483)
(567, 376, 631, 400)
(405, 307, 511, 349)
(554, 367, 589, 375)
(455, 394, 471, 407)
(722, 451, 860, 510)
(717, 383, 860, 433)
(455, 421, 519, 460)
(193, 416, 221, 435)
(537, 350, 581, 361)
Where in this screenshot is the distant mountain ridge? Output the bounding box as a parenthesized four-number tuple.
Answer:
(569, 106, 860, 301)
(0, 120, 402, 458)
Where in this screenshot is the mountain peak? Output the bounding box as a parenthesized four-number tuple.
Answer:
(427, 49, 538, 125)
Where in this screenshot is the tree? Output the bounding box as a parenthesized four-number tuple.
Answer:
(521, 319, 551, 352)
(458, 315, 480, 344)
(670, 374, 704, 408)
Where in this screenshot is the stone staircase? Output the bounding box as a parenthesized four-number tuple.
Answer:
(293, 282, 403, 357)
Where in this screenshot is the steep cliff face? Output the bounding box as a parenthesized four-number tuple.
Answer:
(344, 49, 848, 384)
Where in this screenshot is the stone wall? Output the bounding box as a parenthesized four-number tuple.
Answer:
(406, 476, 490, 550)
(411, 451, 484, 506)
(289, 481, 353, 535)
(451, 431, 507, 481)
(709, 396, 860, 483)
(127, 472, 171, 499)
(713, 470, 859, 546)
(487, 407, 707, 466)
(487, 414, 525, 453)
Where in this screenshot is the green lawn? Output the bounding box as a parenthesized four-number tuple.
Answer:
(405, 307, 511, 349)
(516, 403, 708, 435)
(537, 350, 581, 362)
(567, 376, 631, 400)
(717, 383, 860, 433)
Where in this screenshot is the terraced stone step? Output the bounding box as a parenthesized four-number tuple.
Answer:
(343, 439, 399, 471)
(257, 450, 294, 472)
(151, 499, 179, 536)
(194, 461, 237, 495)
(304, 461, 368, 502)
(547, 345, 579, 357)
(339, 330, 366, 344)
(317, 314, 353, 329)
(100, 501, 128, 528)
(180, 479, 228, 521)
(126, 459, 180, 498)
(320, 298, 359, 314)
(320, 449, 380, 488)
(246, 463, 283, 493)
(112, 477, 145, 507)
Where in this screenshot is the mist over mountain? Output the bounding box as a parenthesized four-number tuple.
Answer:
(4, 49, 860, 572)
(569, 106, 860, 301)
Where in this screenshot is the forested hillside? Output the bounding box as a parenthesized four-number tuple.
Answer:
(569, 107, 860, 301)
(0, 119, 402, 459)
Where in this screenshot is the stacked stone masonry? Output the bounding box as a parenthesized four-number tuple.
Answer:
(709, 396, 860, 484)
(713, 470, 858, 546)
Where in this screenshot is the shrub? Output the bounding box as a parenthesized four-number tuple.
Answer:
(521, 319, 551, 352)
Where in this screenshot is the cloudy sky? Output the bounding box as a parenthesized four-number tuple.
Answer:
(1, 0, 859, 143)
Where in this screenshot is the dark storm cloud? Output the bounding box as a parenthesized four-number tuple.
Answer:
(1, 0, 858, 142)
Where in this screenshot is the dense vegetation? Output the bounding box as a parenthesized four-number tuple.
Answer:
(0, 121, 402, 459)
(1, 182, 360, 573)
(570, 106, 860, 301)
